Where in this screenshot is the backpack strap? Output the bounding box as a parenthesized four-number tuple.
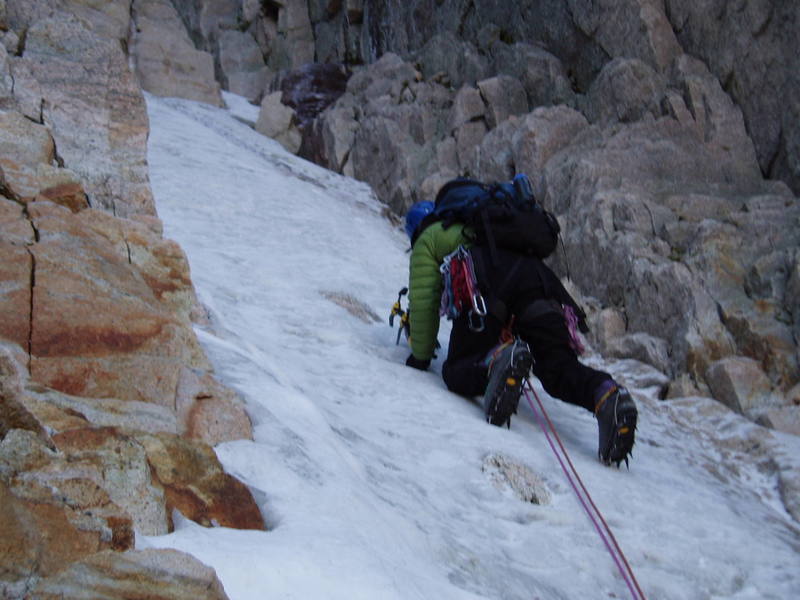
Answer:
(471, 248, 522, 325)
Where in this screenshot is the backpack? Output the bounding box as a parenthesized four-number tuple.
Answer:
(415, 174, 561, 259)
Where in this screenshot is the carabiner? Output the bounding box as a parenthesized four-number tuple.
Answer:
(471, 292, 487, 317)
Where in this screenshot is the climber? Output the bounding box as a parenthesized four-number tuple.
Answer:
(402, 179, 638, 467)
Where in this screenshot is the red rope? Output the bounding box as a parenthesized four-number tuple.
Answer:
(523, 381, 647, 600)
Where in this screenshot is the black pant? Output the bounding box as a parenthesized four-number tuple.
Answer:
(441, 248, 611, 411)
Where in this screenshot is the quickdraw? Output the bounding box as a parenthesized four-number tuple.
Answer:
(439, 246, 487, 332)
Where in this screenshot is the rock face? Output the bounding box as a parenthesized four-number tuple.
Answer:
(131, 0, 223, 108)
(286, 1, 799, 432)
(0, 1, 264, 596)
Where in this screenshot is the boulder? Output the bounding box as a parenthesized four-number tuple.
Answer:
(511, 106, 588, 200)
(475, 117, 518, 182)
(506, 43, 576, 109)
(605, 332, 671, 374)
(137, 432, 266, 530)
(705, 356, 773, 414)
(477, 74, 528, 130)
(255, 91, 302, 154)
(758, 406, 800, 437)
(450, 85, 485, 132)
(317, 94, 359, 172)
(588, 307, 627, 353)
(415, 32, 490, 89)
(583, 58, 665, 124)
(351, 115, 418, 214)
(131, 0, 223, 108)
(29, 549, 231, 600)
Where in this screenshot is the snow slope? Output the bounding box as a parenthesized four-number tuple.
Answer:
(140, 93, 800, 600)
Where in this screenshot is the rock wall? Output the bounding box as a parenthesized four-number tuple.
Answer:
(287, 1, 798, 430)
(1, 1, 264, 596)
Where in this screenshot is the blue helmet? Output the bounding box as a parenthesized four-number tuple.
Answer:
(404, 201, 435, 241)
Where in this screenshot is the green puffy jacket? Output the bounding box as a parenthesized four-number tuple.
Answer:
(408, 221, 471, 360)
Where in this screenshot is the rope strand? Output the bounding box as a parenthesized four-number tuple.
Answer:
(523, 382, 646, 600)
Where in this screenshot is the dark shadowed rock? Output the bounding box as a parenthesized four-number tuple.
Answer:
(583, 58, 665, 124)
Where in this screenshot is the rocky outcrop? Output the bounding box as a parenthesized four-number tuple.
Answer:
(29, 549, 231, 600)
(131, 0, 223, 108)
(663, 0, 800, 196)
(5, 3, 155, 217)
(300, 6, 799, 431)
(1, 2, 265, 595)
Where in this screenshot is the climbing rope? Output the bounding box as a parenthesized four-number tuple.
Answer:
(523, 381, 647, 600)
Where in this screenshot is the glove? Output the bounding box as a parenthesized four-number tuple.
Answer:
(405, 354, 431, 371)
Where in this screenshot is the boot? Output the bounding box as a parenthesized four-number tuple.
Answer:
(482, 339, 533, 428)
(595, 382, 637, 467)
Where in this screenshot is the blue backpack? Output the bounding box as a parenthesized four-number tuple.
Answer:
(415, 174, 560, 259)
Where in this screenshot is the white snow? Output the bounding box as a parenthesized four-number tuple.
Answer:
(140, 93, 800, 600)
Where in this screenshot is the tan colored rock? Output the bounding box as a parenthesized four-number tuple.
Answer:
(0, 479, 108, 592)
(606, 332, 671, 374)
(33, 165, 90, 212)
(0, 430, 134, 592)
(0, 110, 55, 198)
(758, 405, 800, 437)
(589, 306, 627, 353)
(139, 432, 266, 531)
(256, 91, 302, 154)
(75, 207, 200, 321)
(51, 426, 170, 535)
(66, 0, 132, 41)
(29, 549, 231, 600)
(706, 356, 773, 414)
(131, 0, 223, 108)
(23, 13, 155, 217)
(22, 384, 179, 436)
(28, 201, 209, 407)
(177, 368, 252, 445)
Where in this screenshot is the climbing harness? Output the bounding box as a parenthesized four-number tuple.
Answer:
(439, 245, 487, 332)
(523, 380, 647, 600)
(389, 287, 410, 345)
